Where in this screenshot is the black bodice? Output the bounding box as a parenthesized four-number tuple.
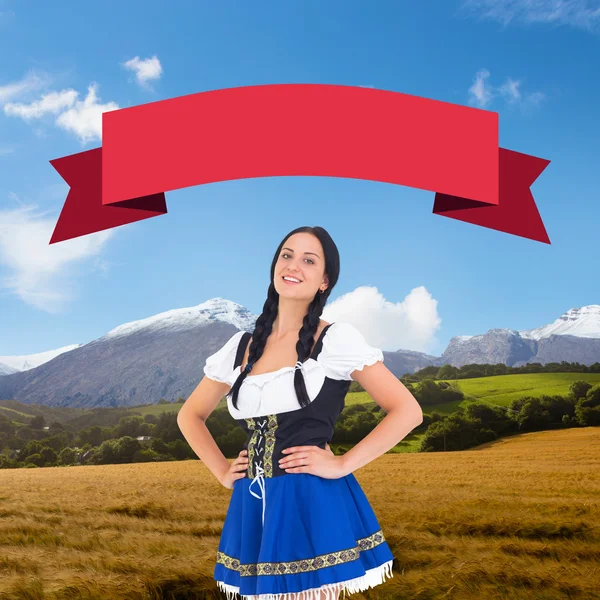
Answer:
(232, 324, 351, 480)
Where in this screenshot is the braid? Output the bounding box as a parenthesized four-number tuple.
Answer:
(228, 281, 279, 410)
(293, 290, 328, 408)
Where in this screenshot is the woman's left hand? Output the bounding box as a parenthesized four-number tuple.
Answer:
(279, 445, 347, 479)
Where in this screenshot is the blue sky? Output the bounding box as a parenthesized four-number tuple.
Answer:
(0, 0, 598, 357)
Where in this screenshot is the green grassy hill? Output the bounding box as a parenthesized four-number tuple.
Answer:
(4, 371, 599, 439)
(428, 372, 600, 414)
(0, 399, 88, 425)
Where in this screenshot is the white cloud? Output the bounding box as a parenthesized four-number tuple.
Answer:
(122, 55, 163, 89)
(0, 70, 49, 104)
(468, 68, 495, 108)
(4, 89, 78, 120)
(2, 73, 119, 144)
(468, 68, 546, 112)
(54, 83, 119, 144)
(0, 198, 114, 313)
(461, 0, 600, 33)
(322, 285, 442, 353)
(522, 90, 546, 107)
(498, 77, 521, 103)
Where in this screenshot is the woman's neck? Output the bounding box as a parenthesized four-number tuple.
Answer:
(272, 300, 311, 337)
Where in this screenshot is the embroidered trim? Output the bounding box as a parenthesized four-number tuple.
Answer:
(263, 414, 277, 478)
(244, 414, 278, 479)
(216, 559, 393, 600)
(245, 417, 257, 479)
(216, 529, 386, 576)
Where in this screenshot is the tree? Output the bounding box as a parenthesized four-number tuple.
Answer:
(25, 453, 44, 467)
(39, 446, 57, 466)
(77, 425, 105, 447)
(514, 397, 551, 431)
(583, 384, 600, 407)
(154, 412, 185, 443)
(414, 379, 443, 406)
(94, 437, 141, 465)
(114, 415, 148, 438)
(133, 449, 160, 462)
(58, 447, 78, 465)
(574, 384, 600, 426)
(570, 380, 592, 400)
(540, 394, 576, 424)
(419, 413, 497, 452)
(437, 364, 459, 379)
(21, 440, 44, 461)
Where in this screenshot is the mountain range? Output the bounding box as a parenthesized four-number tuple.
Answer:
(0, 299, 598, 408)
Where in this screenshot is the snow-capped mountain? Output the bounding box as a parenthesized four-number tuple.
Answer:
(0, 344, 82, 373)
(519, 305, 600, 340)
(0, 300, 598, 408)
(443, 305, 600, 368)
(100, 297, 256, 341)
(0, 298, 259, 408)
(0, 362, 19, 376)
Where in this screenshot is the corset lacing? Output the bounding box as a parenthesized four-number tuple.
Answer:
(248, 417, 268, 526)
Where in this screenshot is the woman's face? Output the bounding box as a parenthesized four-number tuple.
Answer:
(274, 232, 328, 299)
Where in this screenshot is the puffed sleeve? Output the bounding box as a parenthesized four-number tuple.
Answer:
(203, 330, 246, 383)
(320, 321, 384, 381)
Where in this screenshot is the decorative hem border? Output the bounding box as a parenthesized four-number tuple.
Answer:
(217, 530, 386, 577)
(216, 558, 393, 600)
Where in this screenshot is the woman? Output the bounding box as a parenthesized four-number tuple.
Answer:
(177, 225, 423, 600)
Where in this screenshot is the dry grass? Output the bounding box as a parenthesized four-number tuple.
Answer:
(1, 427, 599, 599)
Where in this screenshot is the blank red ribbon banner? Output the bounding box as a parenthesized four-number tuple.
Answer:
(49, 83, 550, 244)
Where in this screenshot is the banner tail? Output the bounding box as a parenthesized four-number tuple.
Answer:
(49, 147, 167, 245)
(433, 148, 551, 244)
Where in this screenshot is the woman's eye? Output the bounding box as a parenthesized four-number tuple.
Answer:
(282, 253, 313, 265)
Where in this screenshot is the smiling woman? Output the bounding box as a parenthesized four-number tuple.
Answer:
(177, 225, 423, 600)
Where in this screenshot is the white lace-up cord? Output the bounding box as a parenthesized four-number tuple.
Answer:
(249, 463, 266, 526)
(248, 419, 267, 526)
(295, 360, 303, 371)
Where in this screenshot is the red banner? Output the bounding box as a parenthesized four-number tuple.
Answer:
(49, 83, 550, 244)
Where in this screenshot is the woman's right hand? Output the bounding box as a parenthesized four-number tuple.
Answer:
(220, 449, 249, 489)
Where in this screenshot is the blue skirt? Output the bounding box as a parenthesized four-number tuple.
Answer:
(214, 472, 395, 599)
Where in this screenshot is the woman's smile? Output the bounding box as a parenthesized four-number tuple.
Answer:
(282, 275, 302, 285)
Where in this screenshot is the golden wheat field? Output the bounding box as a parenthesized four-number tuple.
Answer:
(1, 427, 599, 600)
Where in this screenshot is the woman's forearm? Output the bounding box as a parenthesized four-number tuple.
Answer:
(177, 410, 231, 483)
(340, 408, 423, 476)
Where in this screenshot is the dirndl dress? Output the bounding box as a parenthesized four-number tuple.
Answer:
(203, 321, 395, 600)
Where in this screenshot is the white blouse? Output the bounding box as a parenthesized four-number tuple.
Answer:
(203, 321, 384, 419)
